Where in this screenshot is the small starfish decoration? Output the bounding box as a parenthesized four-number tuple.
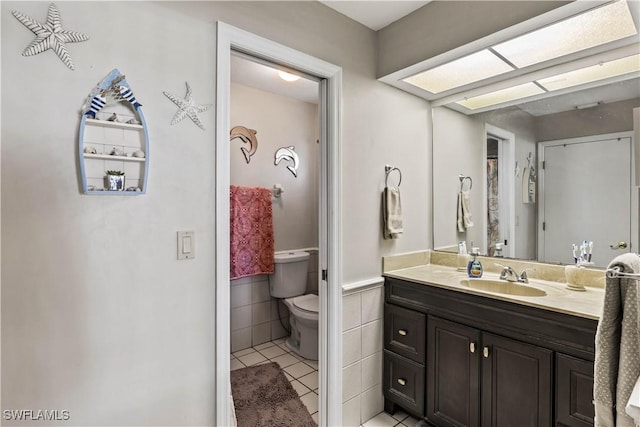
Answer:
(163, 82, 212, 130)
(12, 3, 89, 70)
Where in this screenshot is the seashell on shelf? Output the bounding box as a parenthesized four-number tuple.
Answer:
(126, 187, 142, 192)
(84, 146, 97, 154)
(107, 113, 119, 122)
(109, 147, 125, 156)
(126, 118, 140, 125)
(132, 150, 145, 158)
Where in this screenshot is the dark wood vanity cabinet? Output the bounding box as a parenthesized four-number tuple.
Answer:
(383, 277, 598, 427)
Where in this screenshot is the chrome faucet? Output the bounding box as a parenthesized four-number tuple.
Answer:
(496, 264, 531, 283)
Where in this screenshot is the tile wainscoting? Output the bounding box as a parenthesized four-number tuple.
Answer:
(342, 277, 386, 426)
(230, 249, 319, 352)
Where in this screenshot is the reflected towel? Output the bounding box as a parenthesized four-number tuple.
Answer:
(382, 186, 402, 239)
(594, 253, 640, 427)
(230, 185, 275, 280)
(457, 189, 474, 232)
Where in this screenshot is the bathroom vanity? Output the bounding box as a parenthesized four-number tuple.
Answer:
(382, 261, 602, 427)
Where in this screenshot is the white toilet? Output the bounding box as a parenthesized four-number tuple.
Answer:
(269, 251, 319, 360)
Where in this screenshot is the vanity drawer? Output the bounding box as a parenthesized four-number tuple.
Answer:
(384, 303, 426, 364)
(383, 349, 425, 418)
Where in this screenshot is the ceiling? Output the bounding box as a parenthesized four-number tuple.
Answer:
(231, 1, 639, 117)
(317, 1, 431, 31)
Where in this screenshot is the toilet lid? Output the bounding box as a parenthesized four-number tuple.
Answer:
(293, 294, 318, 313)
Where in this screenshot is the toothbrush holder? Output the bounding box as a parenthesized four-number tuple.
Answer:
(564, 265, 587, 292)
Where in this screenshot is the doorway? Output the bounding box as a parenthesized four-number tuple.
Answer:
(484, 124, 515, 258)
(215, 22, 343, 426)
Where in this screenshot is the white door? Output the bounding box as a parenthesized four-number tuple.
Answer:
(539, 135, 633, 268)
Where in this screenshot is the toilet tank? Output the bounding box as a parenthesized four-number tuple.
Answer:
(269, 251, 310, 298)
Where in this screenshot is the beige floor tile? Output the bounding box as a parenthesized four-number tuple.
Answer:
(289, 379, 311, 397)
(232, 348, 255, 357)
(362, 412, 398, 427)
(259, 345, 287, 360)
(230, 358, 245, 371)
(271, 352, 299, 368)
(298, 371, 318, 390)
(284, 361, 315, 379)
(254, 341, 275, 351)
(300, 392, 319, 415)
(237, 351, 267, 367)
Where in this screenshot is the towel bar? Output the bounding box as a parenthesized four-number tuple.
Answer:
(459, 174, 472, 191)
(606, 266, 640, 279)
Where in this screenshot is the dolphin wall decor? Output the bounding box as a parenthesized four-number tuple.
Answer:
(274, 146, 299, 177)
(230, 126, 258, 163)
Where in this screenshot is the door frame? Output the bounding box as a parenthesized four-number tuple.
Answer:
(537, 131, 637, 263)
(215, 22, 343, 426)
(484, 124, 516, 258)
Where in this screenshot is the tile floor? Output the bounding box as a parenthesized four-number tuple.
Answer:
(231, 338, 320, 424)
(230, 338, 421, 427)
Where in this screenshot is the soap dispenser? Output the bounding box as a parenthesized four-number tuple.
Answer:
(467, 247, 483, 278)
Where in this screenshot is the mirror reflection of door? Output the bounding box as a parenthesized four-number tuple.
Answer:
(539, 134, 633, 268)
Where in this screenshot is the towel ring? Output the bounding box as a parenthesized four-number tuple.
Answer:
(459, 174, 472, 191)
(385, 165, 402, 187)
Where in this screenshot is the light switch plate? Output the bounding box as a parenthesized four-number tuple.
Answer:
(177, 231, 195, 260)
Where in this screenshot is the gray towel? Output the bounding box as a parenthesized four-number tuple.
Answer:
(382, 187, 402, 239)
(594, 253, 640, 427)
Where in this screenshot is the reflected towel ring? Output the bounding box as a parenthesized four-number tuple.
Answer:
(385, 165, 402, 187)
(459, 174, 472, 191)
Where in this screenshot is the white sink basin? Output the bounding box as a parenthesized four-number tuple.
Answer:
(459, 279, 547, 297)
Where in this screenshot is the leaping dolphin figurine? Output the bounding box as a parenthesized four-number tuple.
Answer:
(230, 126, 258, 163)
(274, 146, 299, 177)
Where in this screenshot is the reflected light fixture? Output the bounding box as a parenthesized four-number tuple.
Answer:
(278, 71, 300, 82)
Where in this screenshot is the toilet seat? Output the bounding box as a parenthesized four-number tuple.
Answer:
(292, 294, 318, 313)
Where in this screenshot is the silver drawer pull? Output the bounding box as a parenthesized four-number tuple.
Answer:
(470, 342, 476, 353)
(398, 329, 408, 336)
(397, 378, 407, 386)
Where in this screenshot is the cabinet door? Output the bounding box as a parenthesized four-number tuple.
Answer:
(427, 316, 481, 427)
(384, 349, 425, 418)
(385, 303, 426, 363)
(556, 354, 594, 427)
(481, 332, 552, 427)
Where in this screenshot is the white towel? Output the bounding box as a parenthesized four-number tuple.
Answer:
(382, 187, 402, 239)
(626, 376, 640, 424)
(457, 189, 474, 232)
(594, 253, 640, 427)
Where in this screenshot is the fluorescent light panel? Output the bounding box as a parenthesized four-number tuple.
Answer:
(538, 54, 640, 91)
(402, 1, 638, 96)
(403, 50, 514, 94)
(456, 82, 545, 110)
(493, 1, 637, 69)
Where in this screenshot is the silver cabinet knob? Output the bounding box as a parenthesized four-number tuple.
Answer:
(470, 342, 476, 353)
(397, 378, 406, 386)
(483, 346, 490, 358)
(398, 329, 408, 336)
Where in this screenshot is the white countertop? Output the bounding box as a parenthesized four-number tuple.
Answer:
(384, 263, 604, 320)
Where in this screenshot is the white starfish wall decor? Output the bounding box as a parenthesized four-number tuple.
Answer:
(163, 82, 212, 130)
(12, 3, 89, 70)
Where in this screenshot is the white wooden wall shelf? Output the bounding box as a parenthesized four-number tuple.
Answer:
(78, 69, 149, 195)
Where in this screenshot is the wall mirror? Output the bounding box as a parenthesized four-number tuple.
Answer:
(432, 78, 639, 268)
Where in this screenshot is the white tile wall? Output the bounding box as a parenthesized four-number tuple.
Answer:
(341, 282, 385, 426)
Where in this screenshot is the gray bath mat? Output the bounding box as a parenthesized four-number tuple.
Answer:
(231, 362, 317, 427)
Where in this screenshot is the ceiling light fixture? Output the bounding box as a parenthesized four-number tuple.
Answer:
(575, 101, 603, 110)
(278, 71, 300, 82)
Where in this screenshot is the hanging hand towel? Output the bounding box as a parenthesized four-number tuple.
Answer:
(230, 185, 275, 280)
(594, 253, 640, 427)
(457, 189, 474, 233)
(626, 375, 640, 424)
(382, 186, 402, 239)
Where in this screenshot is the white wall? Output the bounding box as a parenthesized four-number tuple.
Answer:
(230, 83, 319, 252)
(1, 1, 431, 426)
